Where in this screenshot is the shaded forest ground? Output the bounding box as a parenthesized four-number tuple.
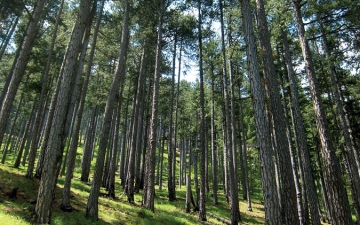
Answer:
(0, 148, 267, 225)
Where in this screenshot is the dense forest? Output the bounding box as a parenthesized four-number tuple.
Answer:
(0, 0, 359, 224)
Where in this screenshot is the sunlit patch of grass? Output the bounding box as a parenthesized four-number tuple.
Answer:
(0, 147, 268, 225)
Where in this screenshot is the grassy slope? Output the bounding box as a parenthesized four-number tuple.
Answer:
(0, 147, 265, 225)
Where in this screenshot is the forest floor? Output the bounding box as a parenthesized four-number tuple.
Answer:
(0, 153, 266, 225)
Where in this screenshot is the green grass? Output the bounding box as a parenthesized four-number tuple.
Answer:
(0, 148, 266, 225)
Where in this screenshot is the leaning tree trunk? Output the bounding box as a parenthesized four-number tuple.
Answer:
(86, 0, 129, 220)
(240, 0, 281, 223)
(14, 101, 37, 168)
(0, 16, 19, 61)
(281, 28, 320, 225)
(319, 20, 360, 223)
(1, 95, 23, 164)
(0, 0, 46, 149)
(34, 1, 95, 223)
(291, 1, 352, 224)
(255, 0, 299, 223)
(61, 0, 105, 210)
(142, 0, 165, 211)
(26, 0, 65, 178)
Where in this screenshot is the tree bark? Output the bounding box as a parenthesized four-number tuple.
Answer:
(0, 0, 46, 150)
(26, 0, 65, 178)
(281, 29, 320, 225)
(255, 0, 299, 223)
(142, 0, 165, 211)
(197, 0, 207, 221)
(220, 1, 240, 223)
(61, 0, 105, 210)
(86, 0, 129, 219)
(240, 0, 281, 223)
(35, 1, 95, 223)
(291, 1, 352, 224)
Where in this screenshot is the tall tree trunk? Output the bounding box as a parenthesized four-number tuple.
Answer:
(319, 20, 360, 222)
(255, 0, 299, 223)
(211, 78, 218, 205)
(14, 101, 37, 168)
(0, 16, 19, 61)
(35, 1, 95, 223)
(238, 88, 252, 211)
(281, 29, 320, 225)
(81, 107, 97, 182)
(132, 46, 147, 193)
(86, 0, 129, 219)
(1, 95, 23, 164)
(167, 30, 177, 202)
(61, 0, 105, 210)
(219, 1, 239, 223)
(197, 0, 207, 221)
(107, 97, 121, 198)
(26, 0, 65, 178)
(142, 0, 165, 211)
(240, 0, 281, 223)
(0, 0, 46, 149)
(291, 1, 352, 224)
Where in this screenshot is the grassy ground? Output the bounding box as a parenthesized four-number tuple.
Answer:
(0, 149, 265, 225)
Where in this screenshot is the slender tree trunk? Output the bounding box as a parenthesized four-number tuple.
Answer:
(35, 1, 95, 223)
(255, 0, 299, 223)
(197, 0, 206, 221)
(119, 95, 130, 187)
(0, 16, 19, 61)
(107, 97, 121, 198)
(81, 107, 97, 182)
(238, 89, 252, 211)
(281, 29, 320, 225)
(159, 124, 166, 190)
(142, 0, 165, 211)
(132, 47, 147, 193)
(61, 0, 105, 210)
(240, 0, 281, 223)
(14, 101, 37, 168)
(86, 1, 129, 219)
(291, 1, 352, 224)
(26, 0, 65, 178)
(211, 79, 218, 205)
(319, 20, 360, 222)
(0, 0, 46, 149)
(167, 31, 177, 202)
(1, 96, 23, 164)
(219, 1, 239, 223)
